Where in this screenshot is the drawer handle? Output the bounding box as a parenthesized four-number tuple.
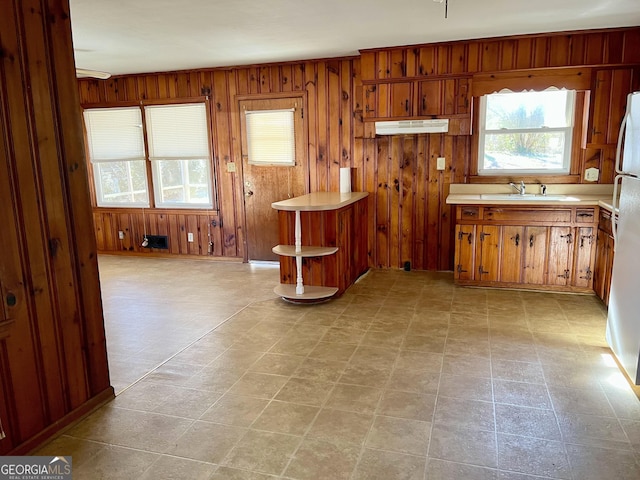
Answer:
(577, 212, 593, 218)
(462, 209, 477, 216)
(529, 234, 534, 247)
(560, 233, 573, 243)
(513, 233, 520, 246)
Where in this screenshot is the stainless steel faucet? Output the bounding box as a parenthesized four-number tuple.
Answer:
(509, 181, 526, 195)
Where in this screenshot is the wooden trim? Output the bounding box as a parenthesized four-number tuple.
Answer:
(97, 251, 244, 262)
(469, 175, 581, 184)
(93, 207, 219, 215)
(80, 96, 208, 109)
(472, 67, 592, 96)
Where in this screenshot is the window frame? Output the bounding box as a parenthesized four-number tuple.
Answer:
(477, 88, 577, 176)
(83, 98, 217, 211)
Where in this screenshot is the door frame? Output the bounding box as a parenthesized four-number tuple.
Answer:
(235, 92, 309, 262)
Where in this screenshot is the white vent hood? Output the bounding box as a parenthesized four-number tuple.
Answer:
(375, 119, 449, 135)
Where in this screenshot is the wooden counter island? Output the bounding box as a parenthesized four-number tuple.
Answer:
(272, 192, 369, 301)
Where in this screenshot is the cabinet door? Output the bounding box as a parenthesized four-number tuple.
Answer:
(573, 227, 595, 288)
(454, 224, 476, 281)
(390, 82, 413, 117)
(547, 227, 574, 286)
(588, 68, 633, 145)
(418, 80, 441, 116)
(523, 226, 549, 285)
(593, 229, 608, 301)
(478, 226, 500, 282)
(500, 226, 524, 283)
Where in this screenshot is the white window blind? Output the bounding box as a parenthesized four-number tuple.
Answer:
(83, 107, 145, 162)
(144, 103, 212, 208)
(145, 103, 210, 160)
(245, 109, 296, 166)
(83, 107, 149, 207)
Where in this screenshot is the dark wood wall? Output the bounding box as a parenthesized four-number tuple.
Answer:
(78, 26, 640, 271)
(0, 0, 112, 454)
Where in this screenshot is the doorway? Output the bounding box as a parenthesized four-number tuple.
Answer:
(239, 96, 307, 261)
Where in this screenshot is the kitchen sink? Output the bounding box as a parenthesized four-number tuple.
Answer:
(479, 193, 579, 201)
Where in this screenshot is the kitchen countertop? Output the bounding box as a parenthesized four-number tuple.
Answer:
(447, 184, 615, 209)
(272, 191, 368, 211)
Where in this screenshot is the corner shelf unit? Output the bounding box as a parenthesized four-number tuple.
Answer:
(271, 192, 369, 302)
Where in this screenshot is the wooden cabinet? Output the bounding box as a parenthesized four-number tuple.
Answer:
(586, 68, 635, 146)
(454, 205, 599, 292)
(593, 209, 616, 305)
(363, 77, 471, 134)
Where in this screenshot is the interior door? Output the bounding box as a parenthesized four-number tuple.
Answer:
(239, 97, 307, 261)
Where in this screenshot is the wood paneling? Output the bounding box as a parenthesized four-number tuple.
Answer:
(79, 26, 640, 272)
(0, 0, 111, 454)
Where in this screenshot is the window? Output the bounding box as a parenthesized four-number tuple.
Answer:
(245, 109, 296, 166)
(145, 104, 212, 208)
(478, 89, 576, 175)
(84, 102, 213, 209)
(83, 107, 148, 207)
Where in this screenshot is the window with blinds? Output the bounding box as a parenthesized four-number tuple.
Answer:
(245, 109, 296, 166)
(145, 103, 213, 208)
(83, 102, 214, 209)
(83, 107, 149, 207)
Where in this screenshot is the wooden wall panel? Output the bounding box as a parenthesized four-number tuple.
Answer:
(79, 26, 640, 273)
(1, 0, 111, 454)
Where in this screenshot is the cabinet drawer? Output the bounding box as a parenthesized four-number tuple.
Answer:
(598, 209, 614, 235)
(576, 208, 596, 223)
(484, 208, 571, 223)
(459, 206, 480, 220)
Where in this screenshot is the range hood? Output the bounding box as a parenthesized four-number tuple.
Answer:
(375, 119, 449, 135)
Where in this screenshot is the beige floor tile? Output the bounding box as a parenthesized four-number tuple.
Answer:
(495, 404, 561, 440)
(167, 421, 245, 463)
(426, 458, 497, 480)
(402, 333, 447, 353)
(557, 412, 631, 449)
(209, 466, 276, 479)
(32, 435, 106, 469)
(307, 408, 373, 445)
(442, 353, 491, 378)
(325, 383, 382, 414)
(377, 390, 436, 421)
(387, 369, 441, 395)
(339, 364, 392, 387)
(274, 378, 333, 406)
(138, 455, 217, 480)
(353, 449, 426, 480)
(223, 429, 301, 475)
(251, 400, 319, 435)
(428, 424, 497, 468)
(491, 359, 544, 384)
(497, 433, 570, 478)
(200, 393, 268, 427)
(493, 379, 553, 409)
(489, 342, 540, 363)
(152, 387, 222, 419)
(308, 342, 357, 361)
(366, 415, 430, 456)
(395, 350, 444, 372)
(248, 353, 304, 376)
(284, 438, 360, 479)
(566, 443, 640, 480)
(548, 385, 615, 416)
(434, 396, 495, 432)
(227, 372, 288, 399)
(72, 445, 159, 480)
(438, 373, 493, 401)
(67, 406, 193, 453)
(292, 357, 347, 382)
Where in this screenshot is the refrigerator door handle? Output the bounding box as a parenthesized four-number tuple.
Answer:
(615, 107, 629, 176)
(612, 174, 623, 251)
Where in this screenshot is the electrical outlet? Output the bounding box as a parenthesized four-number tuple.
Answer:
(227, 162, 236, 173)
(118, 230, 124, 239)
(187, 232, 194, 242)
(436, 157, 446, 170)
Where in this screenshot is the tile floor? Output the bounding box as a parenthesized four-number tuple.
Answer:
(35, 256, 640, 479)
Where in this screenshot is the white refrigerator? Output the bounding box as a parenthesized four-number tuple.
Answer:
(606, 91, 640, 385)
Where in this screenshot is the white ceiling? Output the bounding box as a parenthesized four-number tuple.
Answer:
(70, 0, 640, 76)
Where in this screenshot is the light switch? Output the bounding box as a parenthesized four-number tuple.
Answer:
(118, 231, 124, 239)
(227, 162, 236, 173)
(436, 157, 446, 170)
(187, 232, 194, 242)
